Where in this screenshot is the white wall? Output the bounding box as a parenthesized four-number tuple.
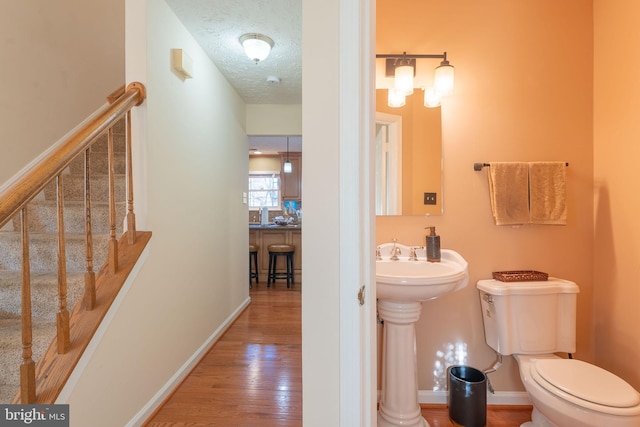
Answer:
(302, 0, 341, 425)
(246, 104, 302, 135)
(62, 0, 249, 425)
(0, 0, 124, 184)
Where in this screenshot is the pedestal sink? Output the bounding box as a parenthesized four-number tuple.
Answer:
(376, 243, 469, 427)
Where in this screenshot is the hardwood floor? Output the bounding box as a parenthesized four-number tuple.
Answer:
(145, 286, 301, 426)
(144, 285, 532, 426)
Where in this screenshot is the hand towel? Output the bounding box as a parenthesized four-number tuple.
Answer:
(529, 161, 567, 225)
(487, 162, 530, 225)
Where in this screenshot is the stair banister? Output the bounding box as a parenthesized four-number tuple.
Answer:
(0, 82, 146, 404)
(0, 82, 145, 230)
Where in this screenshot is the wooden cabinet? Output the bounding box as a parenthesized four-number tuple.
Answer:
(280, 152, 301, 200)
(291, 230, 301, 274)
(249, 227, 302, 283)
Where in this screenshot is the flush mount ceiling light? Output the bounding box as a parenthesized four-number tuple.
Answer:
(240, 33, 274, 64)
(377, 51, 455, 108)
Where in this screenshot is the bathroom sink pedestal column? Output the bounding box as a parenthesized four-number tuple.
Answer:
(377, 299, 430, 427)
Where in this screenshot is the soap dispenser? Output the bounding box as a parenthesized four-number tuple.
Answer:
(425, 226, 441, 262)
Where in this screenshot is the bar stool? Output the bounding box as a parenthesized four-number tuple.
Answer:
(249, 244, 259, 287)
(267, 244, 295, 288)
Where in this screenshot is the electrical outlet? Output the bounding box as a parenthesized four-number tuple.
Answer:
(424, 192, 437, 205)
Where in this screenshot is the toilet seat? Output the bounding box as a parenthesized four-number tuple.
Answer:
(530, 358, 640, 415)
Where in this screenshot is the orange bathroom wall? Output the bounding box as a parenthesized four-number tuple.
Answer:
(377, 0, 594, 393)
(593, 0, 640, 390)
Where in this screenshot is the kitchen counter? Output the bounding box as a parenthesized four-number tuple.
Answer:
(249, 225, 302, 283)
(249, 223, 302, 229)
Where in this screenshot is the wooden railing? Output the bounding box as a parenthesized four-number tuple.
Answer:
(0, 82, 146, 403)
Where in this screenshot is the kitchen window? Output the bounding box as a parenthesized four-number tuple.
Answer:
(248, 173, 281, 209)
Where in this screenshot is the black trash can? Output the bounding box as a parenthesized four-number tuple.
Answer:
(448, 365, 487, 427)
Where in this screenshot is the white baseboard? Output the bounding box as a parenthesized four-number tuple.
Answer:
(418, 389, 531, 406)
(126, 296, 252, 426)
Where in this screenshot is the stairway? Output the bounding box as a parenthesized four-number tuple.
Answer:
(0, 120, 126, 403)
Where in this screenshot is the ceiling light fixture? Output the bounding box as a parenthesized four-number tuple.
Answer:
(377, 51, 455, 108)
(240, 33, 274, 64)
(283, 137, 292, 174)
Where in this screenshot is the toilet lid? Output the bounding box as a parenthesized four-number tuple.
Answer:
(533, 359, 640, 408)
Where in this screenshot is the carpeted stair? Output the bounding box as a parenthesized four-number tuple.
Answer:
(0, 120, 126, 403)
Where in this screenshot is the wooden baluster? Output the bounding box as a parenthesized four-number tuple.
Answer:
(126, 110, 136, 244)
(84, 148, 96, 310)
(108, 127, 118, 273)
(56, 173, 70, 353)
(20, 207, 36, 403)
(125, 110, 136, 245)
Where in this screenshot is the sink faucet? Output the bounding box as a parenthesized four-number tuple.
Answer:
(390, 238, 401, 261)
(408, 247, 418, 261)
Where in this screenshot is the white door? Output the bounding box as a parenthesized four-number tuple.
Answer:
(337, 0, 377, 425)
(302, 0, 375, 425)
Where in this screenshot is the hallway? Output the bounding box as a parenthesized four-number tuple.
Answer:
(145, 286, 302, 426)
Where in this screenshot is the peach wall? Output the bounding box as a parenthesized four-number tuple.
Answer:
(377, 0, 594, 393)
(593, 0, 640, 390)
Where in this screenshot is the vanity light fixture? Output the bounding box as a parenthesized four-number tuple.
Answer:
(240, 33, 274, 64)
(394, 57, 415, 96)
(376, 51, 455, 108)
(434, 57, 455, 96)
(283, 137, 293, 174)
(423, 87, 441, 108)
(387, 88, 407, 108)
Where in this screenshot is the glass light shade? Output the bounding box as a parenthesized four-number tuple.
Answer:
(423, 88, 441, 108)
(240, 34, 274, 63)
(394, 65, 414, 95)
(434, 61, 455, 96)
(283, 160, 293, 173)
(387, 89, 406, 108)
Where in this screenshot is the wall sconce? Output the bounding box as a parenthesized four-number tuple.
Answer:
(240, 33, 274, 64)
(376, 52, 455, 108)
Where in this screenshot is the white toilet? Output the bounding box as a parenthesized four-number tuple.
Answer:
(477, 277, 640, 427)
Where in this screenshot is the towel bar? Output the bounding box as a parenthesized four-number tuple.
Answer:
(473, 162, 569, 171)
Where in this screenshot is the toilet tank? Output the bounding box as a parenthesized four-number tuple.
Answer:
(477, 278, 579, 355)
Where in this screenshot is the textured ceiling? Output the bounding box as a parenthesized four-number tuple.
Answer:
(165, 0, 302, 105)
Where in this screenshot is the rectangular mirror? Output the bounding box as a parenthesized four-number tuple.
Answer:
(375, 89, 443, 216)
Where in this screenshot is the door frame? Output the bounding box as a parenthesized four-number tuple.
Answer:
(301, 0, 376, 424)
(338, 0, 376, 424)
